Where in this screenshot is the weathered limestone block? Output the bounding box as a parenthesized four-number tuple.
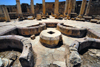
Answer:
(0, 58, 3, 67)
(36, 14, 41, 20)
(1, 58, 13, 67)
(97, 20, 100, 24)
(71, 41, 80, 49)
(71, 18, 75, 20)
(30, 34, 35, 40)
(90, 19, 98, 23)
(54, 14, 59, 19)
(40, 29, 62, 47)
(19, 38, 36, 67)
(47, 63, 60, 67)
(70, 13, 77, 18)
(0, 26, 17, 36)
(45, 22, 59, 27)
(83, 16, 92, 21)
(69, 51, 82, 66)
(75, 17, 85, 21)
(27, 16, 34, 20)
(87, 28, 100, 39)
(69, 42, 82, 67)
(42, 16, 46, 19)
(46, 15, 49, 18)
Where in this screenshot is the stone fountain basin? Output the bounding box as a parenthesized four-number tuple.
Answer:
(57, 23, 87, 37)
(0, 35, 35, 67)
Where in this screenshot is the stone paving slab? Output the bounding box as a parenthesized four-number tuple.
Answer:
(0, 25, 16, 35)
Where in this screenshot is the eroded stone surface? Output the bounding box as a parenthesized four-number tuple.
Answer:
(40, 29, 62, 47)
(0, 51, 21, 67)
(0, 58, 3, 67)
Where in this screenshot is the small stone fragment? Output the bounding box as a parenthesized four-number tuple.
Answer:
(27, 16, 34, 20)
(69, 47, 77, 51)
(89, 53, 96, 58)
(69, 51, 82, 65)
(10, 55, 17, 61)
(2, 58, 13, 67)
(0, 58, 3, 67)
(48, 63, 59, 67)
(89, 49, 97, 54)
(97, 20, 100, 24)
(90, 19, 98, 23)
(96, 52, 100, 59)
(30, 35, 35, 40)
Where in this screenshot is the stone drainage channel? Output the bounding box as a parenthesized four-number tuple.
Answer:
(0, 22, 100, 67)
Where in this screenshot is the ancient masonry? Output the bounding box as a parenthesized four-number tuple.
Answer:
(0, 0, 100, 67)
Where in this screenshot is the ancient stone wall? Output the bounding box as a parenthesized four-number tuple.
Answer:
(3, 1, 100, 19)
(89, 1, 100, 15)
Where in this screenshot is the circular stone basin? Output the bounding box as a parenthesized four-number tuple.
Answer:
(40, 29, 62, 48)
(57, 23, 87, 37)
(17, 22, 46, 36)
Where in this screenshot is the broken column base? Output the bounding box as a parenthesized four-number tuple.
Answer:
(46, 15, 49, 18)
(18, 14, 23, 21)
(71, 18, 75, 20)
(78, 15, 83, 18)
(42, 16, 46, 19)
(27, 16, 35, 20)
(75, 17, 85, 21)
(83, 16, 92, 21)
(90, 19, 98, 23)
(19, 38, 36, 67)
(97, 20, 100, 24)
(54, 14, 59, 19)
(70, 13, 77, 18)
(67, 15, 71, 20)
(36, 14, 42, 20)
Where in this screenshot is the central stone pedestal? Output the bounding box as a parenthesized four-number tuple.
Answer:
(40, 29, 62, 48)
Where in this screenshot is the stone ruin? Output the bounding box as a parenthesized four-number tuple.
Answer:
(0, 0, 100, 67)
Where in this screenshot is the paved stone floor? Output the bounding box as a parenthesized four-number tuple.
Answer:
(0, 16, 100, 67)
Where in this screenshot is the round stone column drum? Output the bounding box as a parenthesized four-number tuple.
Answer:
(40, 29, 62, 48)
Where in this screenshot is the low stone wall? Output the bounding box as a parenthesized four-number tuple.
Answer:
(57, 23, 87, 37)
(0, 26, 17, 36)
(87, 28, 100, 39)
(69, 37, 100, 67)
(0, 35, 36, 67)
(44, 22, 59, 27)
(70, 38, 100, 53)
